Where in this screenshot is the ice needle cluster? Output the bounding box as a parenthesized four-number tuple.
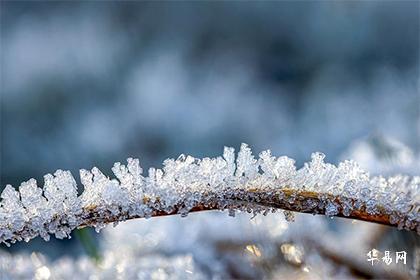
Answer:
(0, 144, 419, 245)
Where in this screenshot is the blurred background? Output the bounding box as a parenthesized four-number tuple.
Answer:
(1, 1, 419, 279)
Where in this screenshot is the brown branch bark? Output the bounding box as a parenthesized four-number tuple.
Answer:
(78, 187, 418, 232)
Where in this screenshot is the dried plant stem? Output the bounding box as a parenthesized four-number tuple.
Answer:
(78, 187, 417, 231)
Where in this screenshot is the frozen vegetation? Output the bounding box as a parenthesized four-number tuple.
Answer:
(1, 144, 418, 247)
(0, 3, 419, 278)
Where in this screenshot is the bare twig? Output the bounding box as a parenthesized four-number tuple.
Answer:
(78, 188, 417, 230)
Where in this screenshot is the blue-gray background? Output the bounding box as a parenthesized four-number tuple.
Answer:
(1, 1, 419, 258)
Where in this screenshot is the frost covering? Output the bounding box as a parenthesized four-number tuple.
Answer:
(0, 144, 419, 245)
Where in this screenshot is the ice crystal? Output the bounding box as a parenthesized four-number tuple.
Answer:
(0, 143, 419, 245)
(283, 211, 295, 222)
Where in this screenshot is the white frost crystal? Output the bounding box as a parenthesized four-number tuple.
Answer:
(0, 143, 419, 245)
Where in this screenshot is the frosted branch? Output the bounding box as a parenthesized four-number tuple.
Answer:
(1, 144, 419, 246)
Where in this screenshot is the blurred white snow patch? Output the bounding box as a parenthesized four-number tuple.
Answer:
(0, 251, 205, 280)
(341, 134, 419, 175)
(101, 210, 331, 277)
(103, 211, 290, 252)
